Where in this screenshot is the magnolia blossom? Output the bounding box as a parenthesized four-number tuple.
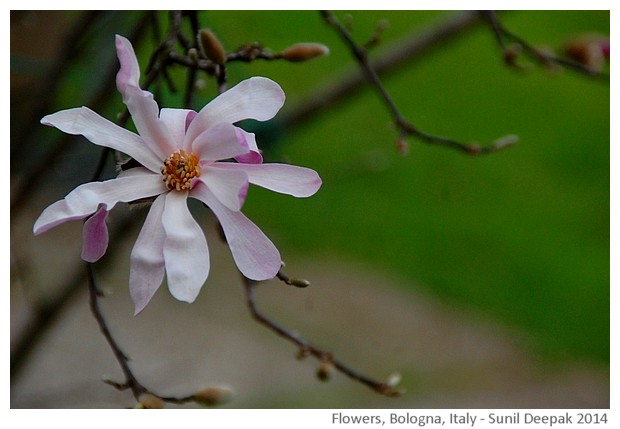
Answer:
(33, 35, 321, 314)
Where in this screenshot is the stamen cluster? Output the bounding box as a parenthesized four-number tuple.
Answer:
(161, 150, 201, 191)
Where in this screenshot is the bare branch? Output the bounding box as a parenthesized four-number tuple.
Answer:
(320, 10, 517, 155)
(243, 275, 402, 397)
(480, 11, 609, 79)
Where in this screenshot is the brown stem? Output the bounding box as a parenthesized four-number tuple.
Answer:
(480, 11, 609, 79)
(243, 275, 401, 397)
(320, 10, 517, 155)
(86, 264, 146, 400)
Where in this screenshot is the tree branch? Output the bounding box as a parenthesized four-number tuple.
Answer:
(243, 275, 402, 397)
(480, 11, 610, 80)
(320, 10, 518, 155)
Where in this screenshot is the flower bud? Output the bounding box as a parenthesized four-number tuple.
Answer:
(290, 277, 311, 288)
(386, 372, 402, 387)
(396, 137, 410, 156)
(280, 43, 330, 62)
(188, 47, 200, 62)
(296, 346, 311, 360)
(192, 386, 233, 407)
(136, 393, 164, 409)
(503, 43, 523, 67)
(465, 142, 482, 155)
(564, 33, 609, 72)
(492, 134, 519, 150)
(316, 360, 333, 382)
(198, 28, 227, 65)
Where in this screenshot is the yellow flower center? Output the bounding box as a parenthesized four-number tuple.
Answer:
(161, 150, 201, 191)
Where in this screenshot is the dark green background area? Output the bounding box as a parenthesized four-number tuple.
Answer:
(19, 11, 610, 365)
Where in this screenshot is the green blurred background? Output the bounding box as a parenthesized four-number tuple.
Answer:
(199, 10, 609, 364)
(11, 10, 609, 406)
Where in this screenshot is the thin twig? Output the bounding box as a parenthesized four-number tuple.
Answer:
(10, 12, 153, 216)
(86, 264, 146, 400)
(243, 276, 401, 397)
(85, 254, 200, 406)
(320, 10, 517, 155)
(279, 11, 482, 131)
(480, 11, 609, 79)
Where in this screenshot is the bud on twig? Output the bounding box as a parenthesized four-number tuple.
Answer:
(491, 134, 519, 150)
(386, 372, 402, 387)
(279, 43, 330, 62)
(396, 136, 410, 156)
(187, 47, 200, 62)
(277, 269, 311, 288)
(503, 43, 523, 68)
(564, 33, 609, 72)
(136, 393, 164, 409)
(192, 386, 233, 407)
(198, 28, 227, 65)
(316, 359, 333, 382)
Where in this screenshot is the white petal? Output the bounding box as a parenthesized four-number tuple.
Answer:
(193, 168, 248, 212)
(160, 108, 194, 149)
(194, 186, 280, 280)
(115, 35, 141, 93)
(41, 107, 162, 172)
(123, 85, 176, 161)
(114, 35, 176, 159)
(192, 122, 249, 161)
(234, 128, 263, 164)
(161, 191, 210, 303)
(184, 77, 285, 145)
(33, 172, 165, 235)
(214, 163, 322, 197)
(130, 194, 166, 315)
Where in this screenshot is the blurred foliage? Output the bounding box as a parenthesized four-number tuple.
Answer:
(11, 10, 609, 365)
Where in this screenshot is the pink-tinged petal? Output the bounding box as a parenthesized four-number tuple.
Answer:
(41, 107, 162, 173)
(192, 168, 248, 212)
(184, 77, 285, 145)
(130, 194, 166, 314)
(185, 110, 197, 131)
(81, 205, 109, 262)
(33, 172, 165, 235)
(160, 108, 194, 149)
(123, 85, 176, 160)
(192, 122, 249, 161)
(215, 163, 322, 197)
(195, 185, 280, 280)
(234, 128, 263, 164)
(115, 35, 175, 158)
(115, 35, 141, 94)
(161, 191, 209, 303)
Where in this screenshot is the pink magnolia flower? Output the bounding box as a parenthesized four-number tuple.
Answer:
(33, 35, 321, 314)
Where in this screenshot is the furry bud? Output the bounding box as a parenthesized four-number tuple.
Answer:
(316, 360, 333, 381)
(198, 28, 227, 65)
(136, 393, 164, 409)
(564, 33, 609, 72)
(280, 43, 330, 62)
(192, 386, 233, 407)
